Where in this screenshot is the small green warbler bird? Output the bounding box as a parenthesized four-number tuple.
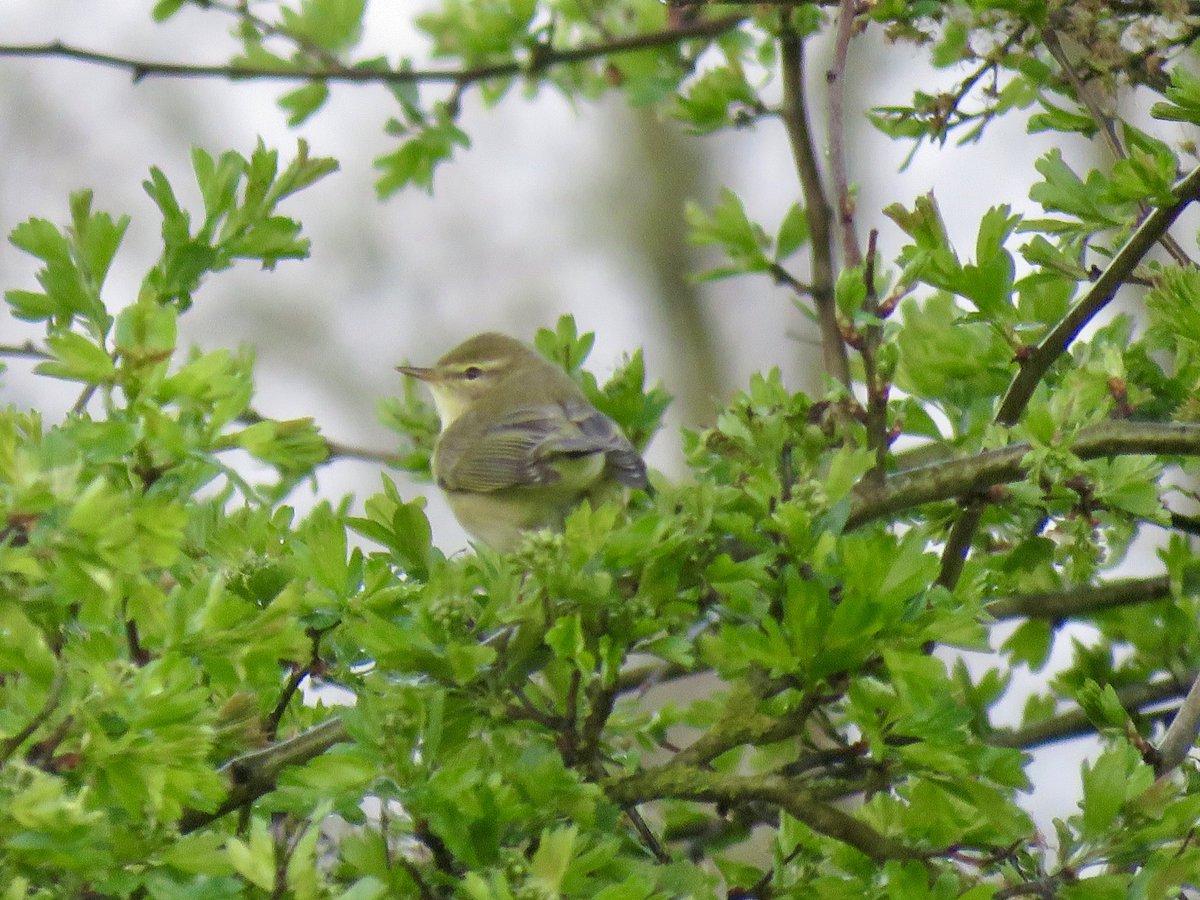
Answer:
(398, 332, 648, 550)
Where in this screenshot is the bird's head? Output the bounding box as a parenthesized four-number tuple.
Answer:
(397, 332, 544, 427)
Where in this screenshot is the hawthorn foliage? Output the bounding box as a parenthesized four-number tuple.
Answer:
(4, 1, 1200, 897)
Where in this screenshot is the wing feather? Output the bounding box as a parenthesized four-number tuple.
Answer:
(436, 400, 646, 493)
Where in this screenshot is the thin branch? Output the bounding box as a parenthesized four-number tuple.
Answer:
(768, 261, 815, 296)
(264, 627, 327, 741)
(938, 25, 1029, 140)
(320, 439, 403, 467)
(826, 0, 862, 269)
(995, 163, 1200, 427)
(0, 16, 748, 87)
(1041, 25, 1192, 267)
(0, 667, 65, 765)
(849, 421, 1200, 529)
(1155, 671, 1200, 774)
(1041, 27, 1125, 161)
(989, 574, 1171, 620)
(625, 806, 673, 864)
(179, 716, 349, 833)
(778, 17, 851, 388)
(935, 502, 984, 590)
(0, 342, 52, 360)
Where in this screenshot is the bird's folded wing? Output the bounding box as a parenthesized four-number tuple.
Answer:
(437, 401, 647, 493)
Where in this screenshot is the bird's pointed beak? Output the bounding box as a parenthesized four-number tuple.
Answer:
(396, 365, 437, 381)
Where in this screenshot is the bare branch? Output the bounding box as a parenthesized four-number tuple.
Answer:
(320, 438, 403, 467)
(989, 575, 1171, 620)
(179, 716, 349, 833)
(264, 627, 329, 742)
(1156, 671, 1200, 774)
(779, 17, 851, 388)
(990, 674, 1191, 750)
(849, 421, 1200, 529)
(605, 767, 920, 862)
(827, 0, 862, 269)
(0, 16, 748, 88)
(0, 342, 52, 360)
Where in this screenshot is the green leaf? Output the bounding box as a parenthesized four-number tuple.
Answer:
(279, 0, 366, 53)
(1080, 743, 1152, 839)
(1151, 66, 1200, 125)
(1001, 618, 1052, 669)
(774, 202, 809, 261)
(686, 188, 771, 280)
(37, 331, 115, 383)
(528, 825, 576, 891)
(673, 65, 758, 134)
(151, 0, 187, 21)
(68, 189, 129, 292)
(374, 117, 470, 196)
(535, 315, 594, 373)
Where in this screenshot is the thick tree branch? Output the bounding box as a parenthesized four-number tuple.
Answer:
(1155, 671, 1200, 774)
(990, 673, 1191, 750)
(779, 19, 851, 388)
(989, 575, 1171, 620)
(179, 716, 349, 833)
(0, 16, 747, 87)
(604, 767, 918, 862)
(849, 420, 1200, 529)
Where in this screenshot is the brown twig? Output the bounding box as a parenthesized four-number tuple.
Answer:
(0, 342, 52, 360)
(826, 0, 862, 269)
(320, 439, 403, 467)
(1041, 25, 1192, 267)
(605, 767, 920, 863)
(778, 16, 851, 388)
(264, 627, 328, 742)
(626, 806, 672, 864)
(0, 16, 748, 87)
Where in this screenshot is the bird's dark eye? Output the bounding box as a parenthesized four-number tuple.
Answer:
(463, 366, 483, 381)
